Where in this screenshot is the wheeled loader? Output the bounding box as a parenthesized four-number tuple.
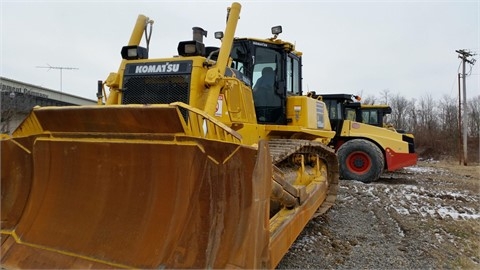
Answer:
(1, 2, 339, 269)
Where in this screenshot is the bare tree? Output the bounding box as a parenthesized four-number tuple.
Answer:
(1, 92, 37, 134)
(362, 95, 376, 105)
(380, 89, 391, 104)
(1, 92, 16, 134)
(467, 95, 480, 138)
(414, 94, 441, 156)
(390, 93, 410, 131)
(406, 98, 418, 131)
(438, 95, 458, 135)
(357, 91, 477, 161)
(417, 94, 437, 132)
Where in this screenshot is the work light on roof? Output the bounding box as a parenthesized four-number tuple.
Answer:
(214, 31, 224, 40)
(271, 25, 282, 35)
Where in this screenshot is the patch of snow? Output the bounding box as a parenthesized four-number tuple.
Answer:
(420, 158, 440, 163)
(437, 207, 480, 220)
(390, 205, 409, 215)
(405, 166, 443, 174)
(435, 232, 444, 243)
(378, 182, 480, 220)
(290, 234, 319, 252)
(365, 186, 375, 196)
(341, 172, 480, 220)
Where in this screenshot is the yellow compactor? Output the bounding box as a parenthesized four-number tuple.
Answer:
(1, 2, 338, 268)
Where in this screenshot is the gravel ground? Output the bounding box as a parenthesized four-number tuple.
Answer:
(277, 160, 480, 269)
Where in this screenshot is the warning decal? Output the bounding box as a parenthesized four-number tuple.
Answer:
(215, 95, 223, 116)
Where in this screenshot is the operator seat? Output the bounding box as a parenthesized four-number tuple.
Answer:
(253, 67, 282, 124)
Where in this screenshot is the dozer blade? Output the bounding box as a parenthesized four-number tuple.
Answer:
(1, 105, 271, 269)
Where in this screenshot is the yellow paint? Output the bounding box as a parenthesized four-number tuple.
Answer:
(341, 120, 410, 153)
(1, 230, 131, 269)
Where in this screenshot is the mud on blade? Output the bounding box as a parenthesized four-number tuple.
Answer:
(1, 105, 271, 269)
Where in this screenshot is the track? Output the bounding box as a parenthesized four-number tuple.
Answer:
(268, 139, 339, 215)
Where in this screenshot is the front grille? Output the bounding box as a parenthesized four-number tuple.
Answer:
(122, 74, 191, 105)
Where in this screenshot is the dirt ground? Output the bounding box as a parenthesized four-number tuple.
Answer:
(277, 159, 480, 269)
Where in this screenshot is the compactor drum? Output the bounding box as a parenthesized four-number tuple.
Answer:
(1, 2, 338, 268)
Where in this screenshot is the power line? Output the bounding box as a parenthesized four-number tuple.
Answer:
(36, 64, 79, 92)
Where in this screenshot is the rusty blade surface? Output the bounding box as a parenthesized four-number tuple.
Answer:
(14, 105, 186, 136)
(1, 105, 272, 268)
(2, 138, 270, 268)
(1, 138, 33, 231)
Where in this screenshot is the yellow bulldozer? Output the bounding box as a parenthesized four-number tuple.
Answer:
(1, 2, 339, 269)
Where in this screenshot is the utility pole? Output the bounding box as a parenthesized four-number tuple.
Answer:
(36, 64, 79, 92)
(457, 73, 462, 165)
(455, 49, 476, 166)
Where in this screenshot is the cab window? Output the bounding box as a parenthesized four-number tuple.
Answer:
(362, 110, 378, 125)
(345, 108, 356, 121)
(286, 54, 301, 95)
(231, 44, 249, 75)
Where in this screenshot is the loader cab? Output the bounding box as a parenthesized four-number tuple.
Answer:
(231, 28, 302, 125)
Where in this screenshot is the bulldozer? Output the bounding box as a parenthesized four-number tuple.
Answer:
(1, 2, 339, 269)
(308, 93, 417, 183)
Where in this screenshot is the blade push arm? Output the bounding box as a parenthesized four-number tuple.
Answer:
(204, 2, 241, 116)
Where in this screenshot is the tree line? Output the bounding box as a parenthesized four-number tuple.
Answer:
(362, 90, 479, 163)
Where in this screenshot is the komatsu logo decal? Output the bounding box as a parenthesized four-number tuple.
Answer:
(135, 63, 179, 73)
(125, 60, 192, 75)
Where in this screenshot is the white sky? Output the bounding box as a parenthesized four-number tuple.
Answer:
(1, 0, 479, 101)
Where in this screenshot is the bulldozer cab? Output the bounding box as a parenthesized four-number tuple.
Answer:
(230, 33, 302, 124)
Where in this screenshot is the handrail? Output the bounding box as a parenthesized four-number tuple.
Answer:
(171, 102, 242, 144)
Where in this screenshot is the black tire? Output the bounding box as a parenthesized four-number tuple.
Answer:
(337, 139, 384, 183)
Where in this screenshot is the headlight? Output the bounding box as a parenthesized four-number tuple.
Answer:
(121, 46, 148, 60)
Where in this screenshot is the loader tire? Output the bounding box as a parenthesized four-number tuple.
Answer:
(337, 139, 384, 183)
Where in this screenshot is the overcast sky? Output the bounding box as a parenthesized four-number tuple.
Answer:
(1, 0, 478, 102)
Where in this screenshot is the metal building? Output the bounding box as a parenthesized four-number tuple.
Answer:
(1, 77, 97, 134)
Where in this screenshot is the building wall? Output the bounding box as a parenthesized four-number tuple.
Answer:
(1, 77, 97, 134)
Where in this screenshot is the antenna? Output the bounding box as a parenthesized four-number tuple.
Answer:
(36, 64, 79, 92)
